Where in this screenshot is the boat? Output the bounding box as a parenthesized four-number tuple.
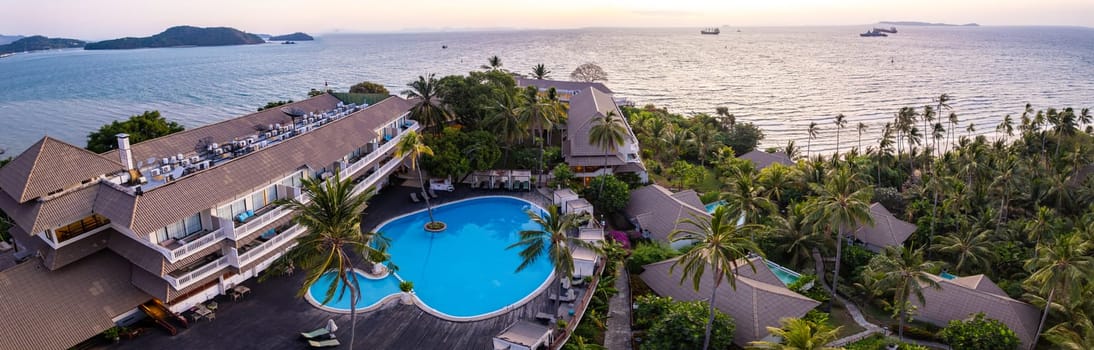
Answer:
(282, 41, 296, 45)
(873, 26, 898, 34)
(860, 29, 887, 37)
(0, 53, 13, 59)
(701, 27, 720, 35)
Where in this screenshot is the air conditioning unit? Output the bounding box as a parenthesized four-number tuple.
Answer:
(176, 153, 184, 161)
(161, 158, 169, 166)
(160, 165, 171, 173)
(215, 148, 224, 155)
(180, 159, 191, 167)
(150, 168, 161, 176)
(190, 156, 200, 164)
(264, 132, 271, 139)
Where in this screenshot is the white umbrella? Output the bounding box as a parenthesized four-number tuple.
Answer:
(326, 318, 338, 333)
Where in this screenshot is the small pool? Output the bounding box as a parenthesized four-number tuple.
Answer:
(306, 197, 553, 319)
(704, 200, 727, 214)
(765, 260, 802, 286)
(940, 271, 958, 280)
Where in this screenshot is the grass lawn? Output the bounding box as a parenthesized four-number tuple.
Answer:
(830, 299, 867, 337)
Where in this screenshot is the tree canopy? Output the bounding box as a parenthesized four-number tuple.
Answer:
(570, 63, 608, 82)
(938, 313, 1020, 350)
(583, 175, 631, 214)
(349, 81, 390, 95)
(86, 111, 184, 153)
(635, 295, 735, 350)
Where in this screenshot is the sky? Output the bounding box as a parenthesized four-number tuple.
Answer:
(1, 0, 1091, 40)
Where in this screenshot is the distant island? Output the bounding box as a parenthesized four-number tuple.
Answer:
(0, 36, 85, 55)
(0, 34, 24, 45)
(269, 32, 314, 41)
(880, 21, 980, 27)
(85, 26, 265, 50)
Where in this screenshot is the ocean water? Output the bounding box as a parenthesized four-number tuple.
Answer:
(1, 26, 1092, 155)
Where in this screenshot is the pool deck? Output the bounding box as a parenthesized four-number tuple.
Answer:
(109, 183, 570, 350)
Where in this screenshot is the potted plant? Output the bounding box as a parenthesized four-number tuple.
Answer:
(399, 281, 414, 305)
(102, 326, 123, 343)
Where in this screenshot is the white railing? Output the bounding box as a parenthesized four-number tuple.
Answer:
(237, 224, 307, 267)
(167, 227, 227, 261)
(352, 154, 406, 196)
(344, 120, 418, 177)
(165, 256, 229, 289)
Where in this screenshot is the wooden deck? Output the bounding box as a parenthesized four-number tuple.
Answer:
(112, 183, 567, 350)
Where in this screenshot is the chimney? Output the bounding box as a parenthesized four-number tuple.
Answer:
(116, 134, 135, 171)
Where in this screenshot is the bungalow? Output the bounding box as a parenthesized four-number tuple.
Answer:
(492, 320, 553, 350)
(737, 150, 794, 170)
(912, 273, 1041, 349)
(851, 203, 916, 253)
(624, 185, 709, 249)
(640, 256, 821, 347)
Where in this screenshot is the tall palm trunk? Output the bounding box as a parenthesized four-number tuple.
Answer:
(929, 190, 939, 257)
(703, 270, 722, 350)
(898, 283, 908, 341)
(416, 156, 435, 223)
(831, 228, 843, 294)
(1032, 287, 1055, 350)
(349, 267, 360, 350)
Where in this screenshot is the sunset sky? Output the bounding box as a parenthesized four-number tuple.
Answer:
(2, 0, 1091, 39)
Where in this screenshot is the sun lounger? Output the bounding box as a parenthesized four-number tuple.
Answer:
(300, 327, 330, 339)
(428, 188, 438, 198)
(308, 339, 341, 348)
(535, 312, 556, 323)
(548, 289, 577, 302)
(410, 192, 420, 203)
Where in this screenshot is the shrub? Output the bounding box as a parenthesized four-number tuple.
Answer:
(626, 242, 679, 273)
(550, 163, 576, 189)
(637, 296, 735, 350)
(583, 175, 631, 214)
(789, 274, 830, 303)
(889, 323, 940, 342)
(399, 281, 414, 292)
(846, 334, 929, 350)
(938, 313, 1020, 350)
(349, 81, 390, 95)
(802, 309, 831, 325)
(841, 243, 875, 278)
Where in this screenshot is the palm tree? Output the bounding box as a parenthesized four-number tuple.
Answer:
(670, 205, 764, 350)
(874, 246, 940, 341)
(997, 114, 1015, 144)
(747, 317, 843, 350)
(490, 89, 529, 166)
(531, 63, 550, 79)
(693, 125, 716, 166)
(769, 204, 822, 269)
(716, 106, 736, 131)
(519, 86, 561, 182)
(1045, 315, 1094, 350)
(935, 94, 952, 149)
(393, 130, 437, 224)
(588, 111, 627, 190)
(402, 74, 452, 134)
(721, 164, 776, 236)
(834, 114, 847, 157)
(805, 166, 873, 294)
(947, 112, 959, 152)
(481, 55, 503, 71)
(1025, 233, 1094, 350)
(856, 122, 868, 152)
(273, 174, 391, 350)
(930, 229, 994, 274)
(509, 205, 593, 309)
(806, 122, 820, 158)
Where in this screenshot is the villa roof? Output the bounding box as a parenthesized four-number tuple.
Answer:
(572, 246, 598, 262)
(852, 203, 916, 252)
(625, 185, 710, 243)
(494, 320, 552, 348)
(0, 251, 150, 350)
(670, 189, 704, 209)
(515, 77, 613, 94)
(566, 87, 632, 158)
(640, 256, 820, 346)
(737, 150, 793, 170)
(0, 136, 121, 203)
(913, 274, 1041, 348)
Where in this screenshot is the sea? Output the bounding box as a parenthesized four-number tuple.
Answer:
(1, 26, 1093, 156)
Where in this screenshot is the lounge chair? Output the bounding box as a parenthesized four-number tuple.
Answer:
(421, 191, 430, 201)
(548, 289, 577, 302)
(300, 328, 330, 339)
(308, 339, 341, 348)
(535, 312, 556, 323)
(410, 192, 420, 203)
(427, 188, 438, 198)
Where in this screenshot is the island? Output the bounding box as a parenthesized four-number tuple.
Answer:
(880, 21, 979, 27)
(269, 32, 314, 41)
(84, 26, 265, 50)
(0, 36, 86, 55)
(0, 34, 23, 45)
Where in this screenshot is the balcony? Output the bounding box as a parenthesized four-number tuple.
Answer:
(236, 224, 307, 268)
(352, 153, 404, 196)
(163, 222, 229, 262)
(343, 120, 418, 177)
(225, 191, 303, 241)
(165, 254, 229, 289)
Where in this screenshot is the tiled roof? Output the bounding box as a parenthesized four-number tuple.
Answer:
(852, 203, 915, 251)
(625, 185, 710, 243)
(0, 252, 149, 350)
(566, 87, 628, 157)
(494, 320, 551, 348)
(670, 189, 704, 210)
(737, 150, 794, 170)
(0, 136, 121, 203)
(914, 274, 1041, 348)
(640, 256, 820, 346)
(515, 77, 613, 94)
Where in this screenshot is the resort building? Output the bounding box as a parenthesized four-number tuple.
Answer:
(517, 78, 647, 183)
(737, 149, 794, 170)
(911, 273, 1040, 348)
(640, 256, 821, 347)
(851, 203, 916, 253)
(624, 184, 709, 249)
(0, 93, 417, 349)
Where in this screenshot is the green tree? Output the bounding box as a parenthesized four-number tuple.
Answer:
(641, 297, 736, 350)
(393, 130, 437, 225)
(874, 246, 940, 341)
(589, 111, 628, 191)
(481, 55, 503, 71)
(668, 160, 704, 189)
(1024, 233, 1094, 349)
(805, 166, 873, 294)
(726, 122, 765, 156)
(670, 205, 763, 350)
(403, 74, 452, 134)
(422, 133, 469, 179)
(625, 241, 680, 273)
(258, 100, 293, 111)
(583, 175, 630, 214)
(531, 63, 551, 79)
(86, 111, 185, 153)
(508, 204, 592, 309)
(747, 317, 843, 350)
(806, 122, 820, 158)
(349, 81, 390, 95)
(270, 174, 391, 350)
(550, 163, 576, 189)
(938, 313, 1020, 350)
(930, 229, 995, 274)
(570, 62, 608, 82)
(834, 113, 847, 157)
(461, 130, 501, 171)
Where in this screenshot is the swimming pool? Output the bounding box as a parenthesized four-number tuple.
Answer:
(704, 200, 726, 213)
(306, 196, 554, 320)
(765, 260, 802, 286)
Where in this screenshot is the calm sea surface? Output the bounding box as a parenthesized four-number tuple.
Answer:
(1, 26, 1092, 155)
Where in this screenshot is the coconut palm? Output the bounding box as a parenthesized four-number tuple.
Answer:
(806, 122, 820, 158)
(520, 86, 562, 182)
(930, 229, 995, 274)
(805, 166, 873, 294)
(834, 114, 847, 156)
(670, 205, 764, 350)
(769, 204, 822, 269)
(393, 130, 437, 224)
(402, 74, 452, 134)
(588, 111, 628, 190)
(856, 122, 868, 152)
(489, 89, 529, 166)
(1045, 314, 1094, 350)
(721, 164, 776, 234)
(273, 174, 391, 350)
(481, 55, 503, 71)
(716, 106, 736, 131)
(746, 317, 843, 350)
(874, 246, 941, 341)
(509, 204, 593, 309)
(531, 63, 550, 79)
(1025, 233, 1094, 350)
(997, 114, 1015, 144)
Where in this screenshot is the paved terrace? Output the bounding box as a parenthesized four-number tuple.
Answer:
(110, 183, 567, 350)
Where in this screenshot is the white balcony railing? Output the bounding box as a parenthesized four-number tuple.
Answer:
(166, 227, 227, 261)
(225, 189, 304, 241)
(344, 120, 418, 177)
(352, 154, 406, 196)
(236, 224, 307, 267)
(165, 256, 229, 289)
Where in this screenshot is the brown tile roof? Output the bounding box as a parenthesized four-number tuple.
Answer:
(515, 77, 613, 94)
(670, 189, 704, 210)
(640, 256, 820, 346)
(0, 182, 102, 236)
(737, 150, 794, 170)
(625, 185, 710, 243)
(0, 251, 149, 350)
(494, 320, 552, 347)
(566, 87, 628, 157)
(0, 136, 121, 203)
(852, 203, 915, 252)
(913, 274, 1040, 348)
(40, 228, 110, 270)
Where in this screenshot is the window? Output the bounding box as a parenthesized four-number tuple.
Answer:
(251, 192, 265, 209)
(53, 214, 110, 243)
(265, 186, 278, 204)
(184, 213, 201, 235)
(159, 212, 203, 242)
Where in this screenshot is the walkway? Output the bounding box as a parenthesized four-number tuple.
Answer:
(603, 264, 632, 350)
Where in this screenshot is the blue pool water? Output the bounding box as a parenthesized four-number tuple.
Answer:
(705, 200, 726, 213)
(765, 260, 802, 286)
(307, 197, 553, 318)
(307, 272, 401, 310)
